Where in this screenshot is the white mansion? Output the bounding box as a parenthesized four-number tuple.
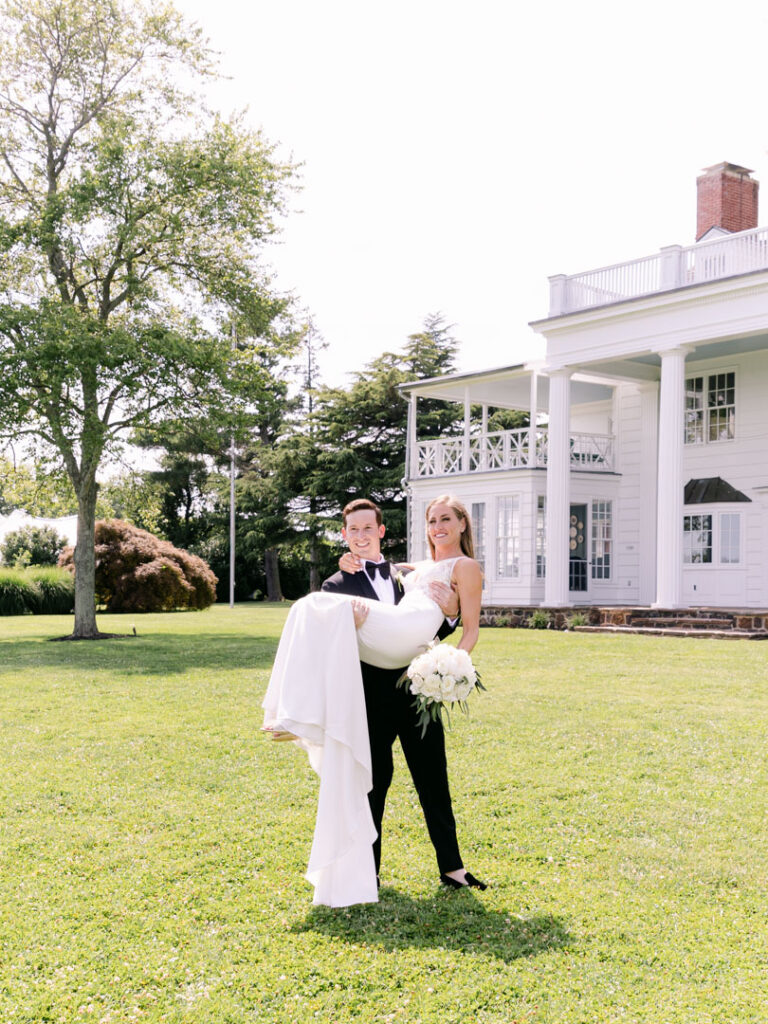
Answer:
(403, 163, 768, 611)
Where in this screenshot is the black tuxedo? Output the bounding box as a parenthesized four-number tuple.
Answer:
(321, 564, 463, 876)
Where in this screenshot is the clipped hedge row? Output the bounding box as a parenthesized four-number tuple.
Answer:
(0, 567, 75, 616)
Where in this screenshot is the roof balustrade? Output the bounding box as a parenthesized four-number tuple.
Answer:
(549, 224, 768, 315)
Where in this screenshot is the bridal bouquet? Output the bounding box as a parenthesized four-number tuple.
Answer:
(404, 642, 484, 736)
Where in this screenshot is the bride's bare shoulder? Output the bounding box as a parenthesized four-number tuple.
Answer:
(452, 556, 483, 581)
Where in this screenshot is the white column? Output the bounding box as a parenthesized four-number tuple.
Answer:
(543, 369, 571, 607)
(405, 393, 417, 562)
(406, 392, 417, 480)
(462, 387, 471, 473)
(528, 371, 538, 465)
(480, 404, 488, 470)
(638, 383, 659, 604)
(654, 348, 689, 608)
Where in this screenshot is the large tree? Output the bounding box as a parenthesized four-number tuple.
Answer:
(274, 314, 463, 570)
(0, 0, 295, 636)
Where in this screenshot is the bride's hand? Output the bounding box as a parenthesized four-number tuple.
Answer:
(429, 580, 460, 619)
(340, 551, 364, 573)
(351, 598, 370, 629)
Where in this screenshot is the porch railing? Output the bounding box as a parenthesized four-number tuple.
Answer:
(549, 224, 768, 315)
(413, 428, 615, 478)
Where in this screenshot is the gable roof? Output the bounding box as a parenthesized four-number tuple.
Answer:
(684, 477, 751, 504)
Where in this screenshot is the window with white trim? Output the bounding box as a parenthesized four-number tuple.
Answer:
(591, 500, 612, 579)
(471, 502, 486, 573)
(496, 495, 520, 578)
(683, 514, 712, 563)
(685, 371, 735, 444)
(719, 513, 740, 564)
(536, 495, 546, 579)
(683, 511, 742, 565)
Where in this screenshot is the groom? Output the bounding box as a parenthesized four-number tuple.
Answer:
(322, 497, 472, 887)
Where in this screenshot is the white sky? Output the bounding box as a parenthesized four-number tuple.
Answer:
(174, 0, 768, 386)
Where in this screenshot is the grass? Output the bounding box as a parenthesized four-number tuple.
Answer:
(1, 606, 767, 1023)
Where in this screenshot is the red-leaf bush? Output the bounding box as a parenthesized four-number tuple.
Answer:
(59, 519, 217, 612)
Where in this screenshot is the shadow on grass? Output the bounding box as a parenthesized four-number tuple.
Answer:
(295, 888, 571, 964)
(0, 632, 278, 674)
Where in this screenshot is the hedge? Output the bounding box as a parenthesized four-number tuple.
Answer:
(0, 567, 75, 615)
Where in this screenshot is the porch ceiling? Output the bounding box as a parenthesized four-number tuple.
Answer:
(572, 331, 768, 382)
(399, 364, 613, 410)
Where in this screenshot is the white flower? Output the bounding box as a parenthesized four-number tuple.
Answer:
(456, 679, 474, 700)
(440, 674, 457, 699)
(420, 673, 443, 698)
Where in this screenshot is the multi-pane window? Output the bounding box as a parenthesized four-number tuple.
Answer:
(591, 500, 612, 579)
(708, 372, 735, 441)
(471, 502, 486, 573)
(719, 513, 740, 564)
(535, 495, 546, 579)
(683, 514, 712, 563)
(685, 377, 704, 444)
(496, 495, 520, 578)
(685, 372, 735, 444)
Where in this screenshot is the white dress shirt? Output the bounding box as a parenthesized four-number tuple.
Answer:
(364, 558, 396, 604)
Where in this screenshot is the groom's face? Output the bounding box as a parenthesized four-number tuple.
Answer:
(342, 509, 385, 561)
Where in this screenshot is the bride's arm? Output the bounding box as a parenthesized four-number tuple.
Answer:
(452, 558, 483, 653)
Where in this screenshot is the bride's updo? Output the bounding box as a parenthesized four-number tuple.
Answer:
(425, 495, 475, 559)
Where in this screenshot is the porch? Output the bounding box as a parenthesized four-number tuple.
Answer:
(480, 605, 768, 639)
(414, 427, 615, 478)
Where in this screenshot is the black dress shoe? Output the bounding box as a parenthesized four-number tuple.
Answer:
(440, 871, 487, 891)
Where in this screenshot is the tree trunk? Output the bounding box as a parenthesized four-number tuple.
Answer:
(264, 548, 283, 602)
(71, 476, 100, 638)
(308, 496, 321, 592)
(309, 533, 321, 592)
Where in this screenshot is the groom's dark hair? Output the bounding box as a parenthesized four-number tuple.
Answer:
(342, 498, 382, 526)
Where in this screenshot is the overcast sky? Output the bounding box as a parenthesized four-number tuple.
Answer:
(174, 0, 768, 386)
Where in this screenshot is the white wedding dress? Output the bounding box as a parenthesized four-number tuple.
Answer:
(261, 558, 459, 907)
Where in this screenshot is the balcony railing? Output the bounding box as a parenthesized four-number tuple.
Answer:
(549, 224, 768, 315)
(412, 428, 615, 478)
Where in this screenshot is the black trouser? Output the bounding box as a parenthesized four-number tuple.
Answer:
(361, 662, 463, 876)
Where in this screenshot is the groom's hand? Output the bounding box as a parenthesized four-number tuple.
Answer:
(429, 581, 459, 619)
(339, 552, 365, 573)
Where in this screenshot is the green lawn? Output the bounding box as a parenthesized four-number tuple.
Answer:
(1, 607, 767, 1023)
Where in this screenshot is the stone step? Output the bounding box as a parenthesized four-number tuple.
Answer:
(626, 616, 734, 629)
(573, 625, 768, 640)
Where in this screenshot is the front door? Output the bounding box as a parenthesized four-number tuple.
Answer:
(569, 504, 587, 592)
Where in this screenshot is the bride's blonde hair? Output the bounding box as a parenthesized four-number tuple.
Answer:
(425, 495, 474, 559)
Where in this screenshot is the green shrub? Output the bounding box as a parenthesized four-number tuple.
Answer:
(567, 612, 588, 629)
(0, 567, 74, 615)
(26, 566, 75, 614)
(59, 519, 217, 612)
(528, 608, 552, 629)
(1, 525, 67, 567)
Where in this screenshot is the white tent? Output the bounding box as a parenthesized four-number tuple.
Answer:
(0, 510, 78, 549)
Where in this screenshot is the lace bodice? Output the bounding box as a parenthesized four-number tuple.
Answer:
(402, 557, 461, 593)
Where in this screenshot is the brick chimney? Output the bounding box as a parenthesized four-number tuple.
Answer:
(696, 162, 759, 241)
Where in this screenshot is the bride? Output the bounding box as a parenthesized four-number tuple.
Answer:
(261, 495, 483, 907)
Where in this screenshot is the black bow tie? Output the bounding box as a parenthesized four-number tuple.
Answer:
(366, 561, 390, 581)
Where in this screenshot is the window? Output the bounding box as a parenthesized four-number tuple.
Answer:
(496, 496, 520, 578)
(591, 500, 612, 580)
(536, 496, 546, 579)
(683, 511, 742, 565)
(471, 502, 486, 572)
(685, 371, 735, 444)
(719, 513, 740, 564)
(683, 515, 712, 563)
(685, 377, 704, 444)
